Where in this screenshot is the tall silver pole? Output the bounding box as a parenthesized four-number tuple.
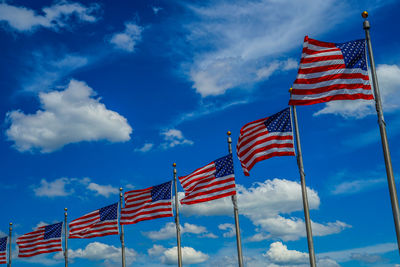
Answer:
(290, 103, 317, 267)
(119, 188, 126, 267)
(8, 223, 11, 267)
(173, 163, 183, 267)
(64, 208, 68, 267)
(362, 11, 400, 253)
(227, 131, 244, 267)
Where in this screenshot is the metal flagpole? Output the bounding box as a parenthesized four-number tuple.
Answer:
(119, 188, 126, 267)
(289, 97, 317, 267)
(362, 11, 400, 253)
(64, 208, 68, 267)
(227, 131, 244, 267)
(173, 163, 183, 267)
(8, 223, 12, 267)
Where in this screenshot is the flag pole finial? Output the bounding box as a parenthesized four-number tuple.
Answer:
(289, 87, 293, 93)
(9, 222, 12, 227)
(362, 11, 368, 19)
(227, 131, 231, 136)
(173, 163, 176, 167)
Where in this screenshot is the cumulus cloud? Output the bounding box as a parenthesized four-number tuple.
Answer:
(33, 178, 74, 197)
(179, 179, 350, 241)
(142, 222, 216, 240)
(314, 64, 400, 118)
(181, 0, 346, 97)
(6, 79, 132, 153)
(110, 21, 143, 52)
(0, 1, 99, 32)
(264, 242, 309, 265)
(160, 129, 194, 149)
(161, 246, 209, 265)
(87, 183, 119, 197)
(54, 242, 137, 265)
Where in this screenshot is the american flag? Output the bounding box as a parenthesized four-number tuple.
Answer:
(0, 237, 7, 264)
(179, 154, 236, 205)
(289, 36, 373, 105)
(16, 222, 63, 258)
(69, 203, 119, 239)
(237, 108, 295, 176)
(120, 181, 173, 225)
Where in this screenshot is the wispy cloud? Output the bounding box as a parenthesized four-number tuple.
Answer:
(331, 178, 385, 195)
(33, 177, 119, 198)
(180, 0, 347, 97)
(134, 143, 154, 153)
(0, 1, 100, 33)
(109, 20, 143, 52)
(160, 129, 193, 149)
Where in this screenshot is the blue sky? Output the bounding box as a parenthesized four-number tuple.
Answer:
(1, 0, 400, 266)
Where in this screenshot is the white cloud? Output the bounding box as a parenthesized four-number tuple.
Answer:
(142, 222, 216, 240)
(54, 242, 137, 265)
(218, 223, 236, 238)
(264, 242, 308, 265)
(148, 244, 166, 257)
(314, 64, 400, 118)
(22, 51, 90, 93)
(6, 79, 132, 153)
(33, 178, 73, 197)
(110, 21, 143, 52)
(160, 129, 194, 149)
(182, 0, 346, 97)
(87, 183, 119, 197)
(0, 1, 99, 32)
(179, 179, 350, 241)
(152, 6, 163, 15)
(135, 143, 154, 152)
(161, 246, 209, 265)
(33, 177, 119, 198)
(331, 178, 385, 195)
(319, 242, 397, 263)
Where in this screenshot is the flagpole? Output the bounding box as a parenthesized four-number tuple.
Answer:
(173, 163, 183, 267)
(227, 131, 244, 267)
(64, 208, 68, 267)
(119, 188, 126, 267)
(289, 95, 317, 267)
(8, 223, 12, 267)
(362, 11, 400, 253)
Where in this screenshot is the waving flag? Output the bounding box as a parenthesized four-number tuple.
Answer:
(237, 108, 295, 176)
(289, 36, 373, 105)
(17, 222, 62, 258)
(179, 154, 236, 205)
(0, 237, 6, 264)
(69, 203, 119, 239)
(120, 181, 173, 225)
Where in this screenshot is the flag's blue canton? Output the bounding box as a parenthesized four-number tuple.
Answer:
(0, 237, 7, 251)
(215, 154, 234, 178)
(100, 203, 118, 221)
(151, 181, 172, 202)
(264, 107, 292, 133)
(336, 39, 367, 71)
(44, 222, 62, 240)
